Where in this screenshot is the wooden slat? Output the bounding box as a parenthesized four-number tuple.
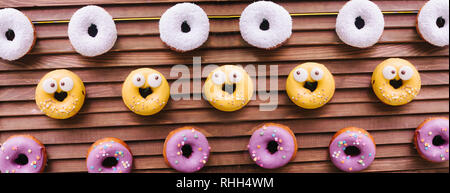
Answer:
(141, 157, 449, 173)
(1, 43, 448, 71)
(29, 28, 424, 55)
(45, 156, 448, 173)
(0, 100, 448, 131)
(3, 1, 427, 13)
(387, 168, 449, 173)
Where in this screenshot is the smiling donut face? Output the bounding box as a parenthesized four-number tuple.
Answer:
(122, 68, 170, 116)
(372, 58, 421, 106)
(203, 65, 254, 112)
(286, 62, 335, 109)
(35, 70, 85, 119)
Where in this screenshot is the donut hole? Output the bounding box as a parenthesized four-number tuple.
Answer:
(5, 29, 15, 41)
(54, 91, 68, 102)
(101, 157, 118, 168)
(389, 79, 403, 89)
(259, 18, 270, 31)
(139, 87, 153, 99)
(354, 16, 365, 30)
(222, 84, 236, 95)
(436, 16, 446, 28)
(266, 140, 279, 154)
(181, 144, 193, 158)
(181, 21, 191, 33)
(432, 135, 447, 146)
(14, 154, 29, 165)
(304, 81, 318, 92)
(344, 146, 361, 157)
(87, 23, 98, 38)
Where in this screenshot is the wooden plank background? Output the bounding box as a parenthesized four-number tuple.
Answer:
(0, 0, 448, 173)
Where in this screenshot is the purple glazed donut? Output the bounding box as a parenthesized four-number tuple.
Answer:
(247, 123, 297, 169)
(163, 127, 211, 173)
(0, 135, 47, 173)
(329, 127, 376, 172)
(414, 117, 449, 162)
(86, 137, 133, 173)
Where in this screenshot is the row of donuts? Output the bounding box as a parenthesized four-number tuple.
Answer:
(35, 58, 421, 119)
(1, 117, 447, 173)
(1, 0, 448, 61)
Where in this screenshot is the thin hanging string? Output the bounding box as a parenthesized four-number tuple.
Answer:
(31, 10, 418, 24)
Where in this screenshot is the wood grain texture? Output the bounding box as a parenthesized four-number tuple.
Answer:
(0, 0, 448, 173)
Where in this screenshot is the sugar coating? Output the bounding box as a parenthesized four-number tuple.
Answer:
(0, 8, 35, 61)
(68, 5, 117, 57)
(159, 3, 209, 52)
(239, 1, 292, 49)
(417, 0, 449, 47)
(335, 0, 384, 48)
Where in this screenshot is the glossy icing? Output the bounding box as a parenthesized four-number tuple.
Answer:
(415, 117, 449, 162)
(329, 127, 376, 172)
(0, 135, 47, 173)
(86, 138, 133, 173)
(164, 127, 210, 173)
(248, 123, 297, 169)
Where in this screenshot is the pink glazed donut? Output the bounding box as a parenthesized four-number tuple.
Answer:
(86, 137, 133, 173)
(163, 127, 211, 173)
(414, 117, 449, 162)
(0, 135, 47, 173)
(329, 127, 376, 172)
(247, 123, 297, 169)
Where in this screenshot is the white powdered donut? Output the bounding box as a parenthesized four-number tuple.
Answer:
(417, 0, 449, 47)
(239, 1, 292, 49)
(68, 5, 117, 57)
(159, 3, 209, 52)
(335, 0, 385, 48)
(0, 8, 35, 61)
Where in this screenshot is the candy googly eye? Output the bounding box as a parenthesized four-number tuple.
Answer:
(43, 78, 58, 94)
(228, 70, 242, 83)
(382, 66, 397, 80)
(310, 68, 324, 81)
(59, 77, 74, 92)
(148, 73, 162, 88)
(399, 66, 414, 81)
(293, 68, 308, 83)
(212, 70, 226, 85)
(132, 74, 145, 87)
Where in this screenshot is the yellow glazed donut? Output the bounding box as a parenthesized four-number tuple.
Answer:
(35, 69, 85, 119)
(286, 62, 335, 109)
(203, 65, 253, 112)
(122, 68, 170, 116)
(371, 58, 421, 106)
